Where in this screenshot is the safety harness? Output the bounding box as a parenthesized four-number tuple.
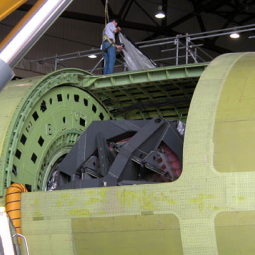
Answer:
(102, 0, 116, 53)
(102, 31, 116, 53)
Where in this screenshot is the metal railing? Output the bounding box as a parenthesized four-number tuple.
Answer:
(30, 23, 255, 74)
(12, 233, 29, 255)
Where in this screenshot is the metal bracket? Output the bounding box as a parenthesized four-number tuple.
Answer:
(56, 118, 183, 190)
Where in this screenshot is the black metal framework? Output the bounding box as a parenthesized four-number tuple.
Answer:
(56, 118, 183, 190)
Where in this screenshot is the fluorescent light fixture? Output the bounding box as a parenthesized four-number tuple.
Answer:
(155, 5, 165, 19)
(230, 32, 240, 39)
(88, 54, 97, 59)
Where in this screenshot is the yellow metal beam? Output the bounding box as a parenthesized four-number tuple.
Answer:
(0, 0, 28, 22)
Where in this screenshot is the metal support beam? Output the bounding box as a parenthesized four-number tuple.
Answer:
(17, 4, 167, 33)
(118, 0, 131, 17)
(56, 118, 183, 189)
(133, 0, 160, 27)
(162, 0, 168, 28)
(122, 0, 134, 21)
(142, 0, 232, 41)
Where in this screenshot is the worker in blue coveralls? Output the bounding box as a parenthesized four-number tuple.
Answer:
(102, 18, 123, 74)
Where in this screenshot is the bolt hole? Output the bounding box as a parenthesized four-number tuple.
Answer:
(99, 113, 104, 120)
(38, 136, 44, 147)
(57, 94, 62, 102)
(20, 134, 27, 145)
(63, 117, 66, 123)
(92, 104, 97, 113)
(31, 153, 37, 164)
(74, 95, 80, 102)
(15, 149, 22, 159)
(40, 100, 47, 112)
(80, 118, 85, 127)
(32, 111, 39, 121)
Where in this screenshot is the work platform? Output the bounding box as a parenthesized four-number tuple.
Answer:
(83, 63, 207, 120)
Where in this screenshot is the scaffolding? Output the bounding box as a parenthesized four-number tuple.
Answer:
(31, 23, 255, 74)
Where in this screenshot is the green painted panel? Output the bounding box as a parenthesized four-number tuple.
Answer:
(84, 64, 207, 121)
(0, 69, 110, 201)
(214, 54, 255, 172)
(0, 64, 206, 202)
(11, 54, 255, 255)
(215, 211, 255, 255)
(83, 64, 207, 89)
(16, 54, 255, 255)
(72, 215, 183, 255)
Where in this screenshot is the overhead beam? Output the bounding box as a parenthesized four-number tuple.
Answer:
(162, 0, 167, 28)
(191, 0, 206, 33)
(16, 2, 232, 55)
(191, 1, 213, 48)
(237, 14, 255, 25)
(210, 3, 255, 26)
(143, 0, 232, 41)
(17, 4, 168, 33)
(122, 0, 134, 21)
(133, 0, 160, 27)
(211, 12, 238, 44)
(226, 3, 238, 9)
(118, 0, 131, 17)
(196, 15, 206, 32)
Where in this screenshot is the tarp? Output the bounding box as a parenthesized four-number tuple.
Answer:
(119, 32, 157, 71)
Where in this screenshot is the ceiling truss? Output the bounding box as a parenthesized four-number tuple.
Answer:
(16, 0, 255, 57)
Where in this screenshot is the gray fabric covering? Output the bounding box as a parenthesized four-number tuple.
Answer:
(119, 33, 156, 71)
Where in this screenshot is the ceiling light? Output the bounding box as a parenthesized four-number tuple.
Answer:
(88, 54, 97, 59)
(230, 32, 240, 39)
(155, 5, 165, 19)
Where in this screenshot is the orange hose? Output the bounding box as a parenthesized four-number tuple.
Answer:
(5, 183, 28, 243)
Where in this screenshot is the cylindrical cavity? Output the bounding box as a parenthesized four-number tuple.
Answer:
(0, 0, 73, 68)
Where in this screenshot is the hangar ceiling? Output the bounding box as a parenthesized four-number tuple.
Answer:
(1, 0, 255, 77)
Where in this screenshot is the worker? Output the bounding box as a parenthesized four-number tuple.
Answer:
(102, 18, 123, 74)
